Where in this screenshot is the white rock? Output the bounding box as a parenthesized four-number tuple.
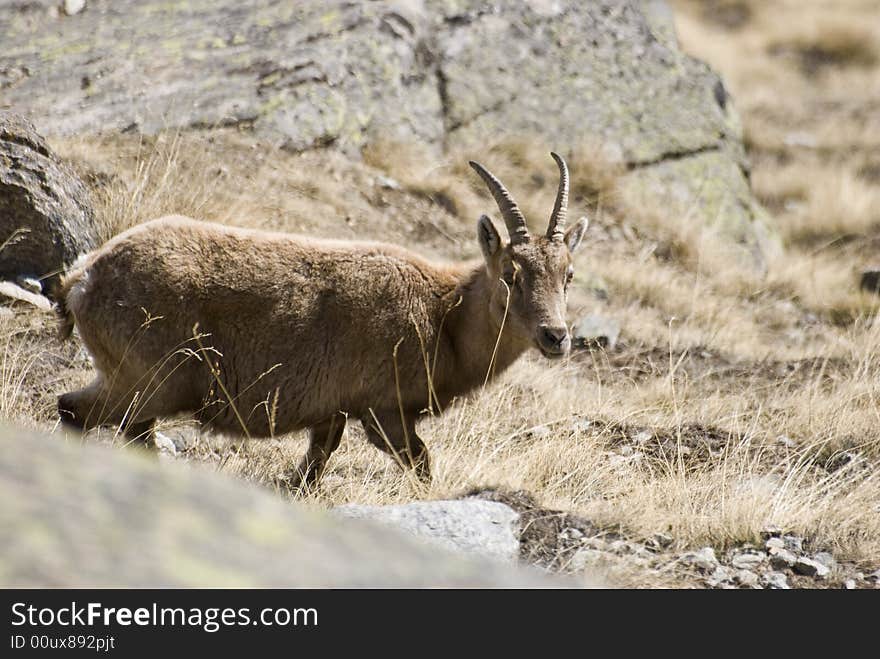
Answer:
(782, 535, 803, 552)
(527, 425, 552, 440)
(765, 537, 785, 551)
(374, 175, 400, 190)
(633, 430, 653, 445)
(793, 557, 830, 578)
(569, 548, 606, 572)
(63, 0, 86, 16)
(762, 571, 790, 589)
(735, 570, 759, 587)
(776, 434, 796, 448)
(731, 552, 765, 570)
(335, 499, 521, 563)
(15, 276, 42, 295)
(783, 131, 817, 149)
(153, 431, 179, 455)
(706, 566, 733, 587)
(571, 418, 593, 434)
(572, 313, 621, 350)
(0, 281, 53, 311)
(681, 547, 717, 572)
(564, 528, 584, 541)
(769, 548, 798, 569)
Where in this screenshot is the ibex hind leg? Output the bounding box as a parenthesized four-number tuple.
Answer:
(58, 377, 108, 433)
(58, 377, 157, 450)
(362, 411, 431, 483)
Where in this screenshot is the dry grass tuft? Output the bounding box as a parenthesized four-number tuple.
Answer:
(767, 19, 879, 74)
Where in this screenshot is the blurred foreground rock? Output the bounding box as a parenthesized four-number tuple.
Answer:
(1, 0, 778, 267)
(0, 111, 97, 299)
(0, 425, 586, 587)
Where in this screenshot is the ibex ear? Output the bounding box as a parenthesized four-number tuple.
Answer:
(564, 216, 589, 253)
(477, 214, 502, 261)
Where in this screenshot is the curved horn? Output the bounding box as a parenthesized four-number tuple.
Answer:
(468, 161, 529, 244)
(547, 151, 569, 241)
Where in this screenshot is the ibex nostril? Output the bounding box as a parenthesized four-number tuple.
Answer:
(540, 326, 568, 348)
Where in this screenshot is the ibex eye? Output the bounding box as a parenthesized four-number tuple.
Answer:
(501, 262, 519, 287)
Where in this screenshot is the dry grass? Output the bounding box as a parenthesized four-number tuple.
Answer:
(2, 0, 880, 587)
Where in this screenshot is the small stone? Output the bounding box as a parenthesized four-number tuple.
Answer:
(633, 430, 653, 445)
(844, 579, 857, 590)
(765, 537, 785, 551)
(0, 281, 52, 311)
(776, 434, 796, 448)
(762, 571, 790, 589)
(374, 175, 400, 190)
(649, 532, 673, 549)
(571, 418, 593, 434)
(813, 552, 835, 569)
(63, 0, 86, 16)
(15, 276, 42, 295)
(731, 552, 765, 570)
(783, 131, 817, 149)
(735, 570, 759, 587)
(793, 557, 830, 578)
(563, 528, 584, 541)
(572, 313, 621, 350)
(761, 525, 783, 539)
(153, 431, 178, 455)
(782, 535, 803, 552)
(526, 425, 551, 440)
(569, 548, 605, 572)
(769, 548, 798, 570)
(706, 566, 733, 587)
(681, 547, 717, 572)
(608, 540, 629, 554)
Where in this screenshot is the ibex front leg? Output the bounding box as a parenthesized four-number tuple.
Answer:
(362, 410, 431, 483)
(290, 412, 347, 491)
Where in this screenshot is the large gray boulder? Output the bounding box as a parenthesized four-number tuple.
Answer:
(0, 111, 97, 299)
(1, 0, 777, 266)
(0, 425, 585, 587)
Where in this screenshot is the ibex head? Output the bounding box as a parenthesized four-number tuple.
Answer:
(470, 153, 588, 359)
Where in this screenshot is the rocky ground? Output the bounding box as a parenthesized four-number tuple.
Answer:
(473, 488, 879, 589)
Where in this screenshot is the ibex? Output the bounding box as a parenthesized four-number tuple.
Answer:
(57, 153, 588, 488)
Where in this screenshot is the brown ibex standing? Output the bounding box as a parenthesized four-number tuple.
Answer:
(57, 153, 588, 488)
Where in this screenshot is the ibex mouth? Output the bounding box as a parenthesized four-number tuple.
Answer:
(537, 342, 570, 360)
